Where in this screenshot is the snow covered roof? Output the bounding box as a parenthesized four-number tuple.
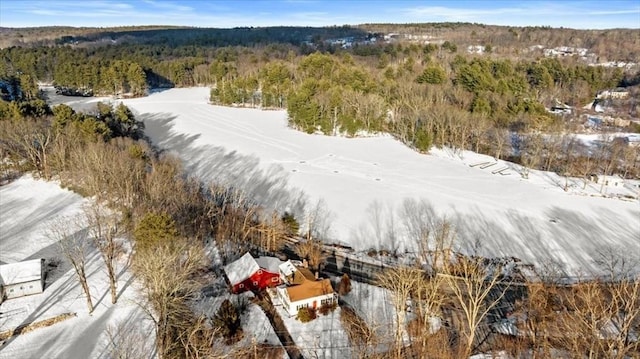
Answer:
(223, 252, 259, 285)
(278, 260, 297, 277)
(254, 256, 283, 273)
(0, 259, 43, 286)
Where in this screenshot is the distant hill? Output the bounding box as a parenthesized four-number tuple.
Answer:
(1, 23, 639, 61)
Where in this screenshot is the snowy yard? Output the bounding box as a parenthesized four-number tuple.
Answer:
(267, 288, 350, 359)
(0, 176, 152, 359)
(115, 87, 639, 277)
(192, 284, 287, 358)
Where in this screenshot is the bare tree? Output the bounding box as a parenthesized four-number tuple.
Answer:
(303, 199, 333, 241)
(376, 266, 423, 359)
(84, 202, 123, 304)
(514, 280, 558, 359)
(252, 211, 288, 253)
(50, 216, 94, 314)
(340, 306, 382, 359)
(400, 199, 454, 272)
(441, 255, 511, 357)
(519, 133, 544, 179)
(0, 118, 55, 178)
(488, 127, 510, 160)
(412, 273, 446, 357)
(133, 242, 208, 358)
(294, 239, 325, 272)
(105, 316, 155, 359)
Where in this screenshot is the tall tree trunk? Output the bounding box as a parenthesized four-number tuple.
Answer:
(79, 270, 94, 314)
(107, 262, 117, 304)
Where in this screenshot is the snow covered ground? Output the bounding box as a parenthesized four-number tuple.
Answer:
(193, 287, 287, 359)
(0, 176, 86, 264)
(267, 288, 350, 359)
(115, 87, 640, 278)
(339, 279, 400, 346)
(0, 176, 153, 359)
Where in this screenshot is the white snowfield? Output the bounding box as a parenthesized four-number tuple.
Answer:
(120, 87, 639, 277)
(0, 176, 153, 359)
(0, 176, 86, 264)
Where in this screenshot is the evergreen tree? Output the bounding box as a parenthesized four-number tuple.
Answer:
(134, 212, 178, 251)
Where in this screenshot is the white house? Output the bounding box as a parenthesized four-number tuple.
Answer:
(276, 278, 337, 317)
(0, 259, 45, 302)
(592, 174, 625, 187)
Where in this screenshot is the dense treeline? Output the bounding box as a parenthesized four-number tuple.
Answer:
(1, 25, 369, 49)
(205, 43, 638, 180)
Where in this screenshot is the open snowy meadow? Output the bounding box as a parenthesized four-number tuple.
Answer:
(0, 176, 153, 358)
(118, 87, 639, 278)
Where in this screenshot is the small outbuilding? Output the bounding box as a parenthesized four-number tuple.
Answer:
(0, 258, 46, 302)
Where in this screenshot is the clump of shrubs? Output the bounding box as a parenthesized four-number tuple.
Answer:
(318, 301, 338, 316)
(297, 307, 317, 322)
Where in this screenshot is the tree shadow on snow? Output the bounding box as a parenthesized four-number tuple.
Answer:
(138, 111, 309, 219)
(450, 204, 640, 278)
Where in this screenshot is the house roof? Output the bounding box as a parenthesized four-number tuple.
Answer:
(223, 252, 259, 285)
(280, 261, 316, 285)
(0, 259, 43, 286)
(286, 278, 334, 303)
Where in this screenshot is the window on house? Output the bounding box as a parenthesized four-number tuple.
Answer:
(271, 277, 279, 282)
(258, 269, 263, 275)
(239, 283, 244, 289)
(253, 281, 258, 286)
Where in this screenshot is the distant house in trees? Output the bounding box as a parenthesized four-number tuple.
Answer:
(223, 252, 280, 294)
(590, 174, 625, 187)
(0, 259, 46, 302)
(597, 88, 629, 100)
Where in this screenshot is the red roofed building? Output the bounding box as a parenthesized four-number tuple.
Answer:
(223, 252, 281, 294)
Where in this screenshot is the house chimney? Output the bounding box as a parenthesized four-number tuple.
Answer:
(302, 258, 308, 268)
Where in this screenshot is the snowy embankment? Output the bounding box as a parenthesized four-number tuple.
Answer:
(117, 87, 638, 277)
(0, 176, 152, 358)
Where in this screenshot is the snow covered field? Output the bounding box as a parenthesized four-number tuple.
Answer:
(0, 176, 152, 358)
(0, 176, 86, 264)
(116, 87, 640, 277)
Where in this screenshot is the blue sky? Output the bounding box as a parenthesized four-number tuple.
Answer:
(1, 0, 639, 29)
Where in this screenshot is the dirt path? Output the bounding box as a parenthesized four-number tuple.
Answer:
(256, 293, 303, 359)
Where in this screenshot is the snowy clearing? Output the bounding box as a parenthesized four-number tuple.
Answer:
(114, 87, 640, 277)
(0, 176, 152, 359)
(0, 176, 86, 264)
